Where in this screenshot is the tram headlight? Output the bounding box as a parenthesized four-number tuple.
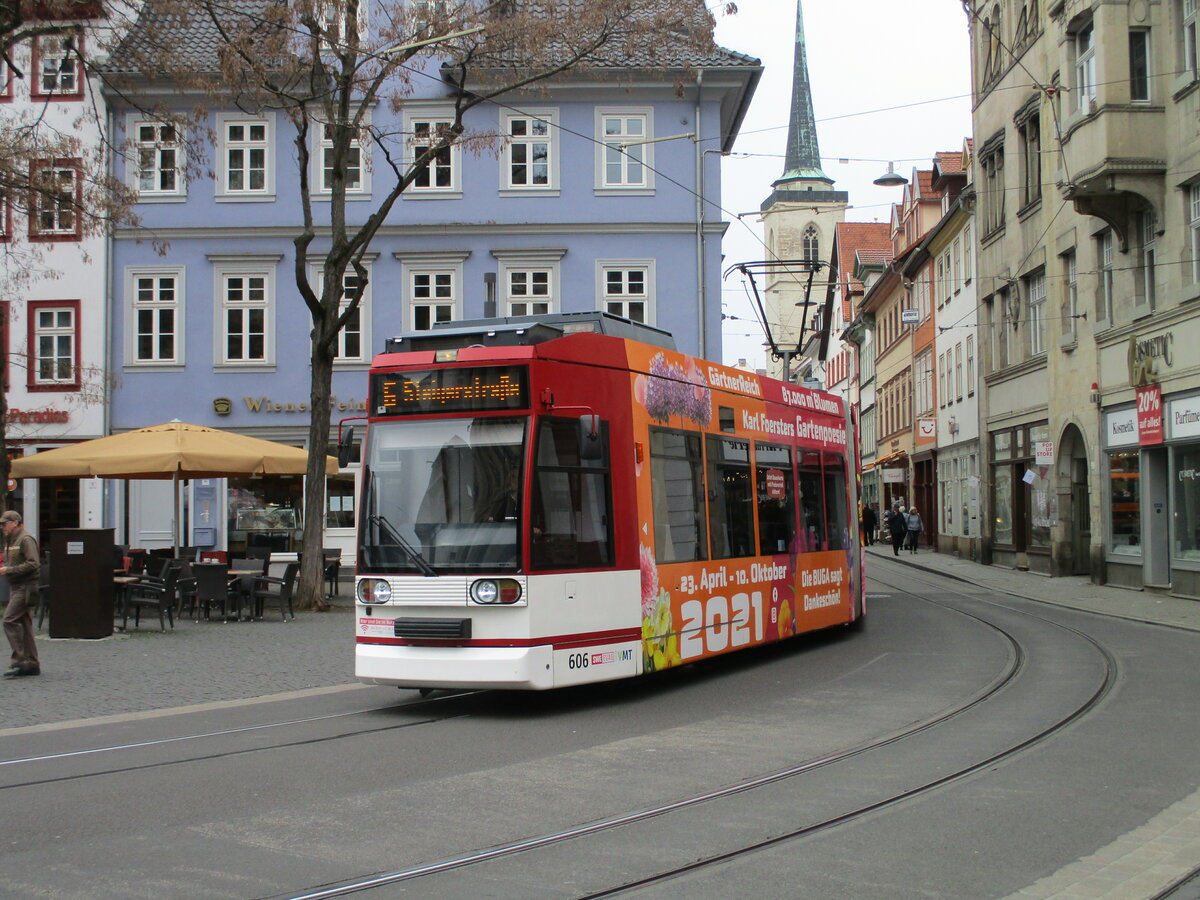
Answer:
(357, 579, 392, 604)
(470, 578, 522, 605)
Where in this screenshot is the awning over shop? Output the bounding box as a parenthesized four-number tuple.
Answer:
(863, 449, 908, 471)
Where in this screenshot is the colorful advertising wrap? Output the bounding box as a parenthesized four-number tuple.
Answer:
(626, 345, 853, 673)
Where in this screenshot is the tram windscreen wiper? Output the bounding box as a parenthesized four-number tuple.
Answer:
(367, 514, 438, 577)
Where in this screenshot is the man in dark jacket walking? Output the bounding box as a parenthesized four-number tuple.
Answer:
(2, 510, 41, 677)
(861, 503, 877, 546)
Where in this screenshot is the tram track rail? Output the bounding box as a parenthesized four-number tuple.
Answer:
(270, 564, 1120, 900)
(0, 693, 481, 790)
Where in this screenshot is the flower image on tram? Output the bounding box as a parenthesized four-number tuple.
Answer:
(351, 313, 864, 690)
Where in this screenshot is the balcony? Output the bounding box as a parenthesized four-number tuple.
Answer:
(1057, 104, 1166, 245)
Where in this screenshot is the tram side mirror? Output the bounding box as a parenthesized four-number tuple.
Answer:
(579, 415, 602, 461)
(337, 425, 355, 468)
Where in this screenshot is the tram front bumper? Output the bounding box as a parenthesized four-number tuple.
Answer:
(356, 642, 556, 690)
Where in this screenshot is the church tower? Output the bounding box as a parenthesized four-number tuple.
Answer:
(759, 0, 848, 382)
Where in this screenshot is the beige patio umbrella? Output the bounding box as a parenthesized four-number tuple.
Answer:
(11, 421, 337, 479)
(11, 421, 337, 549)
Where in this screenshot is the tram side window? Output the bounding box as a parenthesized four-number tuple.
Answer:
(649, 428, 708, 563)
(756, 442, 795, 555)
(707, 435, 754, 559)
(531, 418, 613, 569)
(797, 451, 826, 552)
(823, 451, 848, 551)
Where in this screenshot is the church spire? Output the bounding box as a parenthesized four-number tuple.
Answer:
(776, 0, 832, 186)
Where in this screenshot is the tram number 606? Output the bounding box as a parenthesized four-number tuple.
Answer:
(679, 592, 765, 659)
(567, 652, 589, 669)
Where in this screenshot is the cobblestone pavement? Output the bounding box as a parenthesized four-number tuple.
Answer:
(0, 606, 357, 731)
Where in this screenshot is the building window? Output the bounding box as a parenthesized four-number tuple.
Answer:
(1174, 443, 1200, 561)
(1026, 271, 1046, 355)
(1110, 450, 1141, 556)
(32, 33, 82, 99)
(966, 335, 975, 395)
(1137, 211, 1157, 311)
(980, 140, 1005, 237)
(915, 351, 933, 416)
(1129, 29, 1151, 101)
(406, 113, 460, 195)
(28, 301, 79, 389)
(802, 225, 819, 263)
(318, 122, 366, 195)
(312, 261, 371, 363)
(214, 260, 277, 366)
(134, 121, 182, 197)
(1074, 23, 1097, 111)
(29, 161, 80, 241)
(410, 270, 455, 330)
(600, 263, 652, 323)
(317, 0, 367, 48)
(1190, 183, 1200, 284)
(1098, 229, 1114, 322)
(506, 268, 552, 316)
(597, 110, 652, 191)
(335, 271, 365, 360)
(992, 291, 1010, 369)
(938, 352, 947, 407)
(1018, 111, 1041, 208)
(963, 224, 973, 281)
(1062, 250, 1078, 342)
(501, 109, 556, 192)
(129, 269, 182, 365)
(954, 343, 963, 400)
(1183, 0, 1198, 81)
(0, 187, 10, 241)
(218, 114, 274, 198)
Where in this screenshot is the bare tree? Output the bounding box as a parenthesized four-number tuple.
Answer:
(103, 0, 719, 609)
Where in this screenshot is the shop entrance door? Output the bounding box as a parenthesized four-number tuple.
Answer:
(1070, 457, 1091, 575)
(1142, 447, 1170, 586)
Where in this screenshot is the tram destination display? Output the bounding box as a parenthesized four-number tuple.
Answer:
(371, 366, 528, 415)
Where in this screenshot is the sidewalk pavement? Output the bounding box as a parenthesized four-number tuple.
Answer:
(4, 550, 1199, 734)
(865, 541, 1200, 633)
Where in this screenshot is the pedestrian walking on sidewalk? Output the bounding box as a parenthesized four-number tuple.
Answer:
(2, 510, 41, 678)
(905, 507, 924, 554)
(861, 503, 877, 546)
(886, 504, 906, 556)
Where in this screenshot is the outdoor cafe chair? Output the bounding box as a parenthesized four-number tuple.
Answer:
(193, 562, 235, 621)
(252, 562, 298, 621)
(36, 552, 50, 631)
(244, 546, 272, 566)
(122, 566, 179, 631)
(173, 560, 197, 618)
(322, 548, 342, 600)
(229, 557, 267, 619)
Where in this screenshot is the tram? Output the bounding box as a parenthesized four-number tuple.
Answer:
(350, 312, 864, 690)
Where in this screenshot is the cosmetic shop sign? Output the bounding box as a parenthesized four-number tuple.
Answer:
(1169, 395, 1200, 441)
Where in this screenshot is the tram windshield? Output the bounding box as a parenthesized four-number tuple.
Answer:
(360, 417, 527, 573)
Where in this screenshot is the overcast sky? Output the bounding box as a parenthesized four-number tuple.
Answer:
(711, 0, 974, 369)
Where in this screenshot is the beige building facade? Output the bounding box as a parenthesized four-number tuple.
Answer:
(969, 0, 1200, 593)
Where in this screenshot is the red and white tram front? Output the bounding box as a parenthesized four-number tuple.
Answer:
(353, 362, 638, 690)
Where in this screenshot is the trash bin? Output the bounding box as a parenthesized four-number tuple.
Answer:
(48, 528, 115, 639)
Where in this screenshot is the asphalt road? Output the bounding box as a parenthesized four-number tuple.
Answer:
(1, 561, 1198, 899)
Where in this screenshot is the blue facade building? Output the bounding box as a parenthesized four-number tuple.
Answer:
(103, 5, 760, 560)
